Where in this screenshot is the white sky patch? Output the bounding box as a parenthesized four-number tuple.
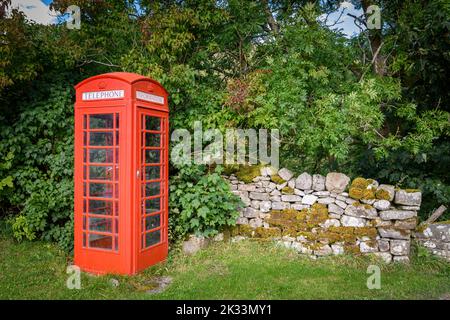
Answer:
(318, 1, 365, 38)
(8, 0, 58, 25)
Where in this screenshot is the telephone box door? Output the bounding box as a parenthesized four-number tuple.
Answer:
(135, 107, 169, 271)
(74, 109, 129, 274)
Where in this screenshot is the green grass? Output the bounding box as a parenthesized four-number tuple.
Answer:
(1, 236, 449, 300)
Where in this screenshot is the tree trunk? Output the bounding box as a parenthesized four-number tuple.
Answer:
(261, 0, 279, 34)
(361, 0, 386, 76)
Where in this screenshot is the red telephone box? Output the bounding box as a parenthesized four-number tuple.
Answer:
(74, 72, 169, 275)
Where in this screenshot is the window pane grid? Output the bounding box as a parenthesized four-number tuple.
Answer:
(140, 114, 164, 250)
(82, 113, 119, 251)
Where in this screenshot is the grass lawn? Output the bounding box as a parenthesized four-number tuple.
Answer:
(1, 235, 449, 300)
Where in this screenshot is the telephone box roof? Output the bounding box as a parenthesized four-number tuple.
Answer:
(75, 72, 168, 95)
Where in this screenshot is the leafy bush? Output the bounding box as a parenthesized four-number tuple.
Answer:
(0, 84, 74, 251)
(169, 164, 243, 241)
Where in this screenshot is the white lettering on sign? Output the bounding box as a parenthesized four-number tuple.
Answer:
(136, 91, 165, 105)
(82, 90, 125, 101)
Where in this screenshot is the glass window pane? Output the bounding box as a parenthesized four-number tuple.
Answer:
(145, 133, 160, 147)
(83, 132, 87, 146)
(145, 215, 160, 231)
(89, 217, 112, 232)
(89, 114, 113, 129)
(89, 183, 113, 198)
(145, 116, 160, 131)
(145, 230, 161, 247)
(89, 149, 113, 163)
(115, 201, 119, 216)
(145, 150, 160, 163)
(89, 199, 113, 215)
(144, 182, 160, 197)
(89, 132, 114, 146)
(115, 113, 119, 129)
(145, 166, 160, 180)
(145, 198, 160, 214)
(89, 166, 113, 180)
(89, 234, 112, 249)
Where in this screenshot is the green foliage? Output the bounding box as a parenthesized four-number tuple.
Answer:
(1, 0, 449, 250)
(0, 152, 14, 191)
(169, 165, 243, 241)
(0, 84, 74, 251)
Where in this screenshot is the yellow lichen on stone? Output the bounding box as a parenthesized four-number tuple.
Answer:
(281, 186, 294, 194)
(405, 188, 420, 193)
(375, 189, 390, 200)
(270, 174, 286, 185)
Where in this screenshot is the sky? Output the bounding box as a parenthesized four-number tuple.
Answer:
(8, 0, 364, 38)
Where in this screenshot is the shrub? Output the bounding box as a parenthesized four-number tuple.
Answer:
(0, 84, 74, 251)
(169, 164, 243, 242)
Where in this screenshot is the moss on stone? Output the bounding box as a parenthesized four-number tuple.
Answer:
(270, 174, 286, 185)
(349, 187, 364, 200)
(375, 188, 391, 200)
(297, 231, 318, 241)
(235, 164, 263, 183)
(282, 227, 298, 237)
(362, 189, 375, 199)
(349, 177, 381, 200)
(230, 226, 240, 237)
(295, 211, 308, 221)
(353, 227, 377, 238)
(255, 227, 281, 238)
(405, 188, 420, 193)
(222, 164, 240, 176)
(415, 223, 428, 233)
(307, 204, 328, 226)
(317, 231, 344, 244)
(281, 186, 294, 194)
(328, 226, 355, 235)
(344, 244, 361, 255)
(351, 177, 370, 189)
(238, 224, 254, 237)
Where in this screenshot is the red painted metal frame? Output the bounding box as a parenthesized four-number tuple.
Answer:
(74, 72, 169, 275)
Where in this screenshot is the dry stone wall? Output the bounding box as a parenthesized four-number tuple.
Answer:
(224, 166, 422, 263)
(414, 223, 450, 261)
